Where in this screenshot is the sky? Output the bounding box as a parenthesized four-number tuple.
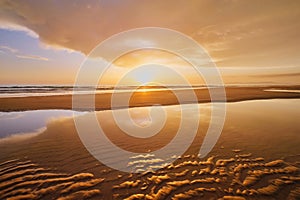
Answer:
(0, 0, 299, 85)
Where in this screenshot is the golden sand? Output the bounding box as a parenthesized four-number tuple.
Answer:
(0, 86, 299, 111)
(0, 88, 299, 199)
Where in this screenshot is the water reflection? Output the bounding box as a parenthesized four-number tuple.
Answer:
(264, 89, 300, 93)
(0, 110, 84, 138)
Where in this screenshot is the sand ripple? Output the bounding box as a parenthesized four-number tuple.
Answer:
(0, 151, 299, 199)
(0, 159, 104, 200)
(118, 152, 300, 200)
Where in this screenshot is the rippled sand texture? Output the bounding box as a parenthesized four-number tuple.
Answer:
(0, 159, 104, 200)
(0, 99, 299, 199)
(0, 153, 299, 200)
(120, 152, 300, 200)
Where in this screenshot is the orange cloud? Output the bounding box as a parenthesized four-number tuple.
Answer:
(0, 0, 299, 68)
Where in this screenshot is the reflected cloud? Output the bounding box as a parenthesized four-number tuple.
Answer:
(0, 110, 83, 138)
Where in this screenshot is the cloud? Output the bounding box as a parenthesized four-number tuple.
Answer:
(0, 24, 38, 38)
(0, 45, 18, 53)
(16, 54, 49, 61)
(0, 0, 299, 67)
(0, 45, 49, 61)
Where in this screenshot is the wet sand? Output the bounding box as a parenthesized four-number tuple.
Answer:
(0, 96, 299, 199)
(0, 85, 300, 111)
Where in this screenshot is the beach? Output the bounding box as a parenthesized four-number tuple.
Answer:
(1, 1, 300, 199)
(0, 85, 299, 111)
(0, 86, 299, 199)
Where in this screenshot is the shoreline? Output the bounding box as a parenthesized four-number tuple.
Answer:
(0, 88, 299, 199)
(0, 86, 299, 112)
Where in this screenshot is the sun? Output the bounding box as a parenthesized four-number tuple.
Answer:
(135, 71, 155, 85)
(130, 66, 159, 85)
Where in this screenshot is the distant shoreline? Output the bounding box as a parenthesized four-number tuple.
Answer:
(0, 85, 299, 112)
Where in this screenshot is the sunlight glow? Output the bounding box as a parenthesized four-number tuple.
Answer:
(131, 68, 158, 85)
